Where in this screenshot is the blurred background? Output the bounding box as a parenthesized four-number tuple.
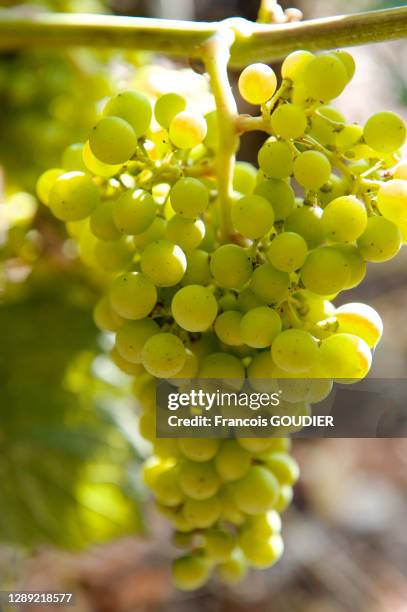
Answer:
(0, 1, 407, 610)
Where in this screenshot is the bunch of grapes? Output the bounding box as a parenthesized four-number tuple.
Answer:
(37, 48, 407, 589)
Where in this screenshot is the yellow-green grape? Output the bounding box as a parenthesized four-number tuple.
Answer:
(210, 244, 252, 290)
(218, 485, 246, 525)
(377, 179, 407, 223)
(214, 440, 251, 482)
(298, 290, 335, 324)
(394, 162, 407, 180)
(170, 177, 209, 219)
(321, 195, 367, 242)
(113, 189, 156, 236)
(139, 407, 156, 442)
(305, 374, 333, 404)
(169, 111, 207, 149)
(335, 302, 383, 348)
(154, 92, 186, 129)
(231, 194, 274, 239)
(104, 90, 152, 137)
(245, 510, 282, 537)
(141, 333, 186, 378)
(357, 216, 402, 262)
(240, 306, 282, 349)
(284, 205, 324, 248)
(294, 150, 331, 190)
(217, 548, 248, 584)
(265, 453, 300, 486)
(255, 438, 292, 457)
(233, 466, 279, 514)
(281, 50, 314, 81)
(271, 104, 307, 139)
(93, 295, 124, 332)
(273, 370, 315, 403)
(333, 50, 356, 80)
(233, 162, 257, 195)
(238, 63, 277, 105)
(199, 352, 245, 386)
(214, 311, 243, 346)
(267, 232, 308, 272)
(301, 247, 350, 295)
(171, 285, 217, 332)
(335, 244, 366, 289)
(170, 348, 199, 382)
(62, 143, 86, 172)
(274, 485, 293, 513)
(154, 438, 180, 459)
(254, 178, 295, 221)
(319, 333, 372, 380)
(204, 110, 218, 150)
(179, 460, 221, 500)
(303, 53, 348, 102)
(272, 329, 319, 373)
(205, 529, 236, 563)
(89, 116, 137, 165)
(218, 293, 239, 312)
(178, 438, 220, 462)
(237, 287, 264, 313)
(133, 217, 167, 250)
(110, 271, 157, 320)
(115, 318, 159, 363)
(152, 463, 183, 506)
(110, 348, 145, 376)
(182, 496, 222, 529)
(363, 111, 406, 154)
(182, 249, 211, 286)
(247, 351, 275, 392)
(93, 237, 134, 273)
(82, 141, 122, 177)
(172, 555, 210, 591)
(258, 140, 295, 179)
(166, 215, 205, 251)
(250, 263, 289, 305)
(310, 106, 345, 147)
(36, 168, 64, 205)
(142, 456, 174, 489)
(335, 123, 363, 152)
(237, 438, 277, 453)
(318, 174, 348, 206)
(90, 200, 121, 241)
(48, 171, 99, 221)
(141, 239, 186, 286)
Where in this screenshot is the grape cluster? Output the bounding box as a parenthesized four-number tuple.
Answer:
(37, 48, 407, 589)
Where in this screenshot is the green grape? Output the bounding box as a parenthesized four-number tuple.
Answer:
(357, 216, 402, 262)
(169, 111, 207, 149)
(93, 295, 124, 332)
(181, 249, 211, 286)
(152, 464, 184, 507)
(182, 496, 222, 529)
(333, 50, 356, 80)
(267, 232, 308, 272)
(82, 141, 122, 177)
(204, 110, 218, 150)
(245, 510, 282, 538)
(240, 306, 282, 349)
(210, 244, 252, 290)
(394, 162, 407, 180)
(218, 485, 246, 525)
(271, 329, 319, 372)
(254, 178, 295, 221)
(363, 111, 406, 154)
(89, 116, 137, 165)
(36, 168, 64, 205)
(154, 438, 180, 459)
(335, 244, 366, 289)
(377, 179, 407, 223)
(274, 484, 293, 513)
(133, 217, 167, 250)
(297, 290, 335, 324)
(233, 162, 257, 195)
(170, 348, 199, 382)
(141, 239, 186, 286)
(111, 348, 145, 376)
(318, 174, 348, 206)
(115, 318, 159, 364)
(179, 461, 221, 500)
(309, 106, 345, 147)
(62, 143, 86, 172)
(273, 370, 315, 403)
(110, 271, 157, 320)
(303, 53, 348, 102)
(250, 264, 289, 305)
(335, 123, 363, 151)
(217, 548, 248, 584)
(171, 285, 218, 332)
(199, 353, 245, 388)
(237, 287, 264, 313)
(335, 302, 383, 348)
(281, 50, 314, 81)
(166, 215, 205, 251)
(284, 205, 324, 248)
(48, 171, 99, 221)
(271, 104, 307, 139)
(141, 333, 186, 378)
(306, 375, 333, 403)
(172, 555, 210, 591)
(218, 293, 239, 312)
(319, 333, 372, 380)
(113, 189, 156, 236)
(254, 438, 292, 457)
(265, 453, 300, 486)
(178, 438, 220, 462)
(90, 200, 121, 241)
(294, 150, 331, 190)
(321, 195, 367, 242)
(231, 194, 274, 239)
(139, 407, 156, 443)
(214, 440, 251, 482)
(237, 438, 277, 453)
(214, 311, 243, 346)
(170, 177, 209, 219)
(238, 63, 277, 105)
(247, 351, 275, 392)
(93, 236, 134, 273)
(154, 92, 186, 129)
(104, 90, 152, 137)
(233, 466, 279, 514)
(258, 140, 294, 179)
(205, 529, 236, 562)
(301, 247, 350, 295)
(142, 456, 174, 489)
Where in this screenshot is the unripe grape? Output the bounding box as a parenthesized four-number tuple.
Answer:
(258, 140, 294, 179)
(182, 249, 211, 286)
(169, 348, 199, 383)
(166, 215, 205, 251)
(265, 452, 300, 486)
(335, 123, 363, 151)
(205, 529, 236, 562)
(238, 63, 277, 105)
(215, 440, 251, 482)
(319, 333, 372, 380)
(271, 104, 307, 140)
(321, 195, 367, 242)
(93, 236, 133, 273)
(254, 178, 295, 221)
(247, 351, 275, 392)
(170, 177, 209, 218)
(335, 244, 366, 289)
(233, 466, 279, 514)
(172, 554, 210, 591)
(49, 171, 99, 221)
(210, 244, 252, 290)
(363, 111, 406, 154)
(141, 239, 186, 286)
(237, 287, 264, 313)
(93, 295, 124, 332)
(152, 463, 184, 507)
(240, 306, 282, 348)
(214, 311, 243, 346)
(179, 460, 221, 500)
(141, 333, 186, 378)
(274, 484, 293, 513)
(169, 111, 207, 149)
(250, 263, 289, 305)
(90, 200, 121, 241)
(284, 205, 324, 248)
(231, 194, 275, 239)
(199, 352, 245, 387)
(310, 106, 345, 147)
(104, 90, 152, 137)
(357, 216, 402, 262)
(394, 162, 407, 180)
(294, 150, 331, 190)
(154, 92, 186, 129)
(217, 548, 248, 584)
(281, 50, 314, 81)
(133, 217, 167, 250)
(113, 189, 156, 236)
(271, 329, 319, 373)
(333, 50, 356, 80)
(267, 232, 308, 272)
(36, 168, 64, 205)
(115, 318, 159, 363)
(245, 510, 282, 537)
(335, 302, 383, 348)
(301, 247, 350, 295)
(89, 116, 137, 165)
(204, 109, 219, 150)
(142, 456, 174, 489)
(303, 53, 348, 102)
(62, 143, 87, 172)
(233, 162, 257, 195)
(178, 438, 220, 462)
(82, 141, 122, 177)
(377, 179, 407, 223)
(110, 348, 145, 376)
(171, 285, 217, 332)
(110, 272, 157, 320)
(182, 496, 222, 528)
